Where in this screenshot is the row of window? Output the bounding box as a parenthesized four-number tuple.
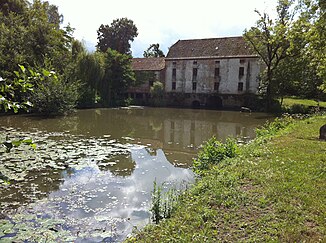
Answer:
(172, 67, 245, 82)
(172, 59, 246, 66)
(171, 82, 244, 92)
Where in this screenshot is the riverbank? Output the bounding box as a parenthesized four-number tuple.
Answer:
(126, 114, 326, 242)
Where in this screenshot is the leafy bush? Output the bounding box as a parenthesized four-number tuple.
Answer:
(193, 137, 238, 174)
(29, 68, 79, 116)
(0, 65, 34, 113)
(255, 115, 295, 137)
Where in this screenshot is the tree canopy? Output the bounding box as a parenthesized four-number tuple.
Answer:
(96, 18, 138, 54)
(0, 0, 73, 79)
(244, 0, 326, 109)
(143, 44, 165, 57)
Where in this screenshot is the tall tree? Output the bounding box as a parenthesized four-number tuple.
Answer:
(301, 0, 326, 92)
(96, 18, 138, 54)
(143, 43, 165, 57)
(76, 52, 105, 107)
(0, 0, 73, 79)
(244, 0, 296, 109)
(100, 49, 135, 106)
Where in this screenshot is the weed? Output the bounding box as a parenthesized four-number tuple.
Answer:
(150, 180, 179, 224)
(193, 137, 238, 174)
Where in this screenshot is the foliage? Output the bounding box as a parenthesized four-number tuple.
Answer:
(97, 18, 138, 54)
(27, 66, 79, 116)
(2, 137, 36, 153)
(193, 137, 238, 174)
(0, 65, 33, 113)
(75, 51, 105, 107)
(151, 180, 179, 224)
(255, 115, 295, 138)
(100, 49, 135, 106)
(244, 0, 296, 109)
(244, 0, 326, 108)
(143, 44, 165, 58)
(150, 81, 165, 107)
(0, 0, 74, 79)
(126, 115, 326, 242)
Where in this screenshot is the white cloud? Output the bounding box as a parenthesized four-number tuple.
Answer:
(49, 0, 278, 56)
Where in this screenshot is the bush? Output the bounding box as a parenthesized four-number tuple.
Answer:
(193, 137, 238, 174)
(255, 115, 295, 138)
(29, 68, 79, 116)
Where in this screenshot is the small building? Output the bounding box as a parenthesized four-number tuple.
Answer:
(128, 57, 165, 105)
(164, 36, 261, 108)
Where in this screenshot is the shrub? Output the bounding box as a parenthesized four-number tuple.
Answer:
(255, 115, 295, 137)
(193, 137, 238, 174)
(30, 70, 79, 116)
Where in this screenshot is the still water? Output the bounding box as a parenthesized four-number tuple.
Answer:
(0, 107, 272, 242)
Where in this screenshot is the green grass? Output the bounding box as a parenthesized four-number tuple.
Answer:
(281, 97, 326, 108)
(126, 115, 326, 242)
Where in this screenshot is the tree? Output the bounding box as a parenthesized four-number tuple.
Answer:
(143, 44, 165, 57)
(244, 0, 296, 109)
(150, 81, 165, 107)
(0, 0, 73, 79)
(100, 49, 135, 106)
(96, 18, 138, 54)
(76, 52, 105, 107)
(301, 0, 326, 93)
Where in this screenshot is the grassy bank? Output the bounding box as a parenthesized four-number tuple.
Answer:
(126, 114, 326, 242)
(280, 97, 326, 113)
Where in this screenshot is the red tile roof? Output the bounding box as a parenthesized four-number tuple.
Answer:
(166, 36, 257, 59)
(131, 57, 165, 71)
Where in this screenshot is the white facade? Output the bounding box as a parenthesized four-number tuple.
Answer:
(165, 57, 261, 95)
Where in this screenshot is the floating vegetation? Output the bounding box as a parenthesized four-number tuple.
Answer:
(0, 126, 194, 241)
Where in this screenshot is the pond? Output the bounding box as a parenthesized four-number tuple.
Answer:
(0, 107, 272, 242)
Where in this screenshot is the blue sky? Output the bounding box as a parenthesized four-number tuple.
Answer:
(49, 0, 277, 57)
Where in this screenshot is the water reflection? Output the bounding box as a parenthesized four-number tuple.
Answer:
(0, 107, 273, 241)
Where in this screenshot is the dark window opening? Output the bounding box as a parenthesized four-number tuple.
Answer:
(240, 59, 245, 64)
(214, 82, 219, 91)
(192, 82, 197, 91)
(214, 67, 220, 80)
(215, 60, 220, 64)
(172, 82, 176, 90)
(172, 68, 176, 81)
(239, 67, 244, 77)
(238, 82, 244, 91)
(171, 121, 175, 129)
(193, 60, 197, 65)
(172, 61, 176, 66)
(136, 93, 143, 99)
(192, 68, 198, 81)
(149, 80, 154, 86)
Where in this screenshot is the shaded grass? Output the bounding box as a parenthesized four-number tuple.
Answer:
(126, 115, 326, 242)
(281, 97, 326, 108)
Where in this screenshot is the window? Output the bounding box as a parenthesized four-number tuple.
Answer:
(192, 68, 198, 81)
(172, 82, 176, 90)
(172, 68, 176, 81)
(238, 82, 244, 91)
(192, 82, 197, 91)
(193, 60, 197, 65)
(172, 61, 177, 66)
(214, 82, 219, 91)
(149, 80, 154, 86)
(240, 59, 245, 64)
(239, 67, 244, 77)
(215, 60, 220, 64)
(214, 67, 220, 80)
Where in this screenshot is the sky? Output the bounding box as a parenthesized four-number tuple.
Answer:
(48, 0, 278, 57)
